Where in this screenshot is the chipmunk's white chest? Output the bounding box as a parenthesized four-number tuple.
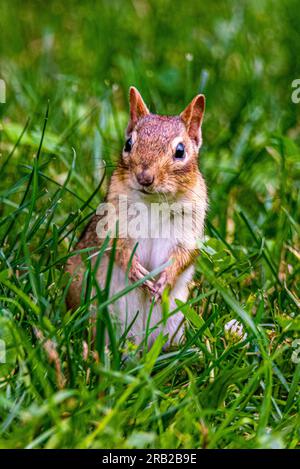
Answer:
(140, 237, 174, 271)
(135, 208, 177, 271)
(102, 190, 205, 347)
(132, 197, 198, 271)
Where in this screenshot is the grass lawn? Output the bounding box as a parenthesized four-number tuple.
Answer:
(0, 0, 299, 449)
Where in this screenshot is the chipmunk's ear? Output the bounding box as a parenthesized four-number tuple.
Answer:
(180, 94, 205, 149)
(127, 86, 149, 135)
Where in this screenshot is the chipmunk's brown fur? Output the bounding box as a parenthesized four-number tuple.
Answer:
(66, 87, 207, 348)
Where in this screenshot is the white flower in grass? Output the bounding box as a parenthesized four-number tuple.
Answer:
(224, 319, 247, 344)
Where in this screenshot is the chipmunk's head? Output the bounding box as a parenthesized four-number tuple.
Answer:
(121, 86, 205, 196)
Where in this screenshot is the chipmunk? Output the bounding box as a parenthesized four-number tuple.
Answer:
(66, 87, 207, 348)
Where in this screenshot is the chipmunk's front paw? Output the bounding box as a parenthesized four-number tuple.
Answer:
(153, 271, 170, 302)
(129, 261, 155, 294)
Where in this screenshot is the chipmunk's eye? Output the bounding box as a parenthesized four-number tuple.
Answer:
(124, 137, 132, 153)
(174, 142, 185, 159)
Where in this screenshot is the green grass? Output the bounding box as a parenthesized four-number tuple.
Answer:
(0, 0, 299, 449)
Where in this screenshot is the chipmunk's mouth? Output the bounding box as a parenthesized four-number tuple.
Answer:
(138, 188, 152, 195)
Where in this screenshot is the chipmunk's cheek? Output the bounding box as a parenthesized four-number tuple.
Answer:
(153, 175, 164, 191)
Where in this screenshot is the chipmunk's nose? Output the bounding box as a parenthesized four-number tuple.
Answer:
(136, 170, 154, 187)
